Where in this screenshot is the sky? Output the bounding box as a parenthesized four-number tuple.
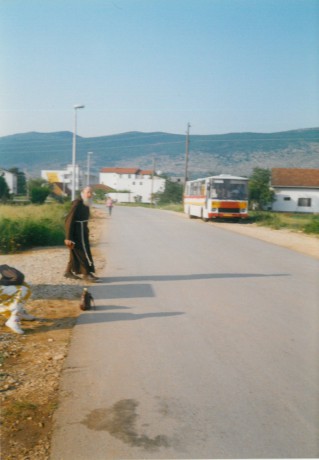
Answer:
(0, 0, 318, 138)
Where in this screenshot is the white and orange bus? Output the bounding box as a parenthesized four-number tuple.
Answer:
(184, 174, 249, 221)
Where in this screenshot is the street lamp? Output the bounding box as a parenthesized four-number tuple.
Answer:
(87, 151, 93, 186)
(72, 104, 85, 200)
(184, 122, 191, 185)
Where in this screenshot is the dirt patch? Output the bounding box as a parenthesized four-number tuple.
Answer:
(1, 300, 79, 459)
(0, 208, 107, 460)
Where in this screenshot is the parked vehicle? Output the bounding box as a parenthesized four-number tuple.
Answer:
(184, 174, 249, 221)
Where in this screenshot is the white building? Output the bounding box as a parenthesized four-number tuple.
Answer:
(271, 168, 319, 213)
(42, 165, 98, 192)
(99, 167, 166, 203)
(41, 164, 80, 192)
(0, 168, 17, 194)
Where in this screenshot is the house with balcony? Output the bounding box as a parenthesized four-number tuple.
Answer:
(99, 167, 166, 203)
(271, 168, 319, 213)
(41, 165, 98, 195)
(41, 165, 81, 194)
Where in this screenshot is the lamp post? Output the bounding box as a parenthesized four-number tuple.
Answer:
(87, 151, 93, 186)
(72, 104, 85, 200)
(184, 122, 191, 185)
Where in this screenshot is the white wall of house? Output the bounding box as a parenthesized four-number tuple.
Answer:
(0, 168, 17, 194)
(100, 171, 166, 203)
(272, 187, 319, 213)
(107, 192, 132, 203)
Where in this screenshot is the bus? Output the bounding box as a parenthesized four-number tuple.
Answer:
(184, 174, 249, 221)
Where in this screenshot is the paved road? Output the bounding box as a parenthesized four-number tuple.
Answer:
(50, 207, 319, 459)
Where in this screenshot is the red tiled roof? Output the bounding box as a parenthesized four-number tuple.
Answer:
(100, 167, 139, 174)
(271, 168, 319, 187)
(91, 183, 115, 192)
(140, 170, 154, 175)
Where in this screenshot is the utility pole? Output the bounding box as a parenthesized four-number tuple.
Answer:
(71, 104, 85, 200)
(184, 122, 191, 185)
(87, 152, 93, 186)
(151, 156, 156, 206)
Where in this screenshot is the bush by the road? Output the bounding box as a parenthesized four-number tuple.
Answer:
(304, 215, 319, 234)
(0, 203, 69, 253)
(251, 211, 319, 235)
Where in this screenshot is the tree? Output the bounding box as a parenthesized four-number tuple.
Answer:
(248, 168, 274, 210)
(94, 189, 107, 201)
(27, 178, 51, 204)
(157, 178, 184, 204)
(0, 175, 10, 201)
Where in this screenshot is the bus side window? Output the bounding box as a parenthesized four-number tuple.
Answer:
(206, 183, 210, 197)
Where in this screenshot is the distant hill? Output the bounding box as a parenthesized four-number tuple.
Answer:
(0, 128, 318, 179)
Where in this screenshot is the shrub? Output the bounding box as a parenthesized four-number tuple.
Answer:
(0, 217, 65, 253)
(0, 218, 24, 253)
(30, 186, 50, 204)
(304, 215, 319, 234)
(157, 179, 183, 204)
(0, 203, 68, 253)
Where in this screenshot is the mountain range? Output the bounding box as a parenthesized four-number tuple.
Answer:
(0, 128, 318, 179)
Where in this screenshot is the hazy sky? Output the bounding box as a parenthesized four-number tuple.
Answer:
(0, 0, 318, 137)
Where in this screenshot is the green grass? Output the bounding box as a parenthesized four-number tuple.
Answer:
(157, 203, 184, 213)
(303, 215, 319, 234)
(250, 211, 319, 234)
(0, 203, 70, 253)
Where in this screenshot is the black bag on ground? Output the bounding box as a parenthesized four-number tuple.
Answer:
(80, 288, 95, 311)
(0, 265, 25, 286)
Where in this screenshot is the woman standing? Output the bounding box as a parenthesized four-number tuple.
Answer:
(106, 196, 114, 216)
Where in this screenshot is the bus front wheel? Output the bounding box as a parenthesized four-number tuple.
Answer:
(201, 209, 209, 222)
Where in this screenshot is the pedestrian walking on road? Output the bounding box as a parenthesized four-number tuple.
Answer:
(64, 186, 100, 283)
(106, 196, 114, 216)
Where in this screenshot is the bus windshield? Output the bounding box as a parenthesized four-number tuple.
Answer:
(209, 179, 248, 200)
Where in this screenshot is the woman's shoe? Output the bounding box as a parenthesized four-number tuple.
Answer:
(84, 274, 100, 283)
(64, 272, 81, 280)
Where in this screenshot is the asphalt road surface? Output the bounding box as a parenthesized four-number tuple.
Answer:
(50, 206, 319, 459)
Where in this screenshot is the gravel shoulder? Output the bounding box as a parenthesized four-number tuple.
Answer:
(0, 208, 107, 460)
(0, 209, 317, 459)
(210, 220, 319, 259)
